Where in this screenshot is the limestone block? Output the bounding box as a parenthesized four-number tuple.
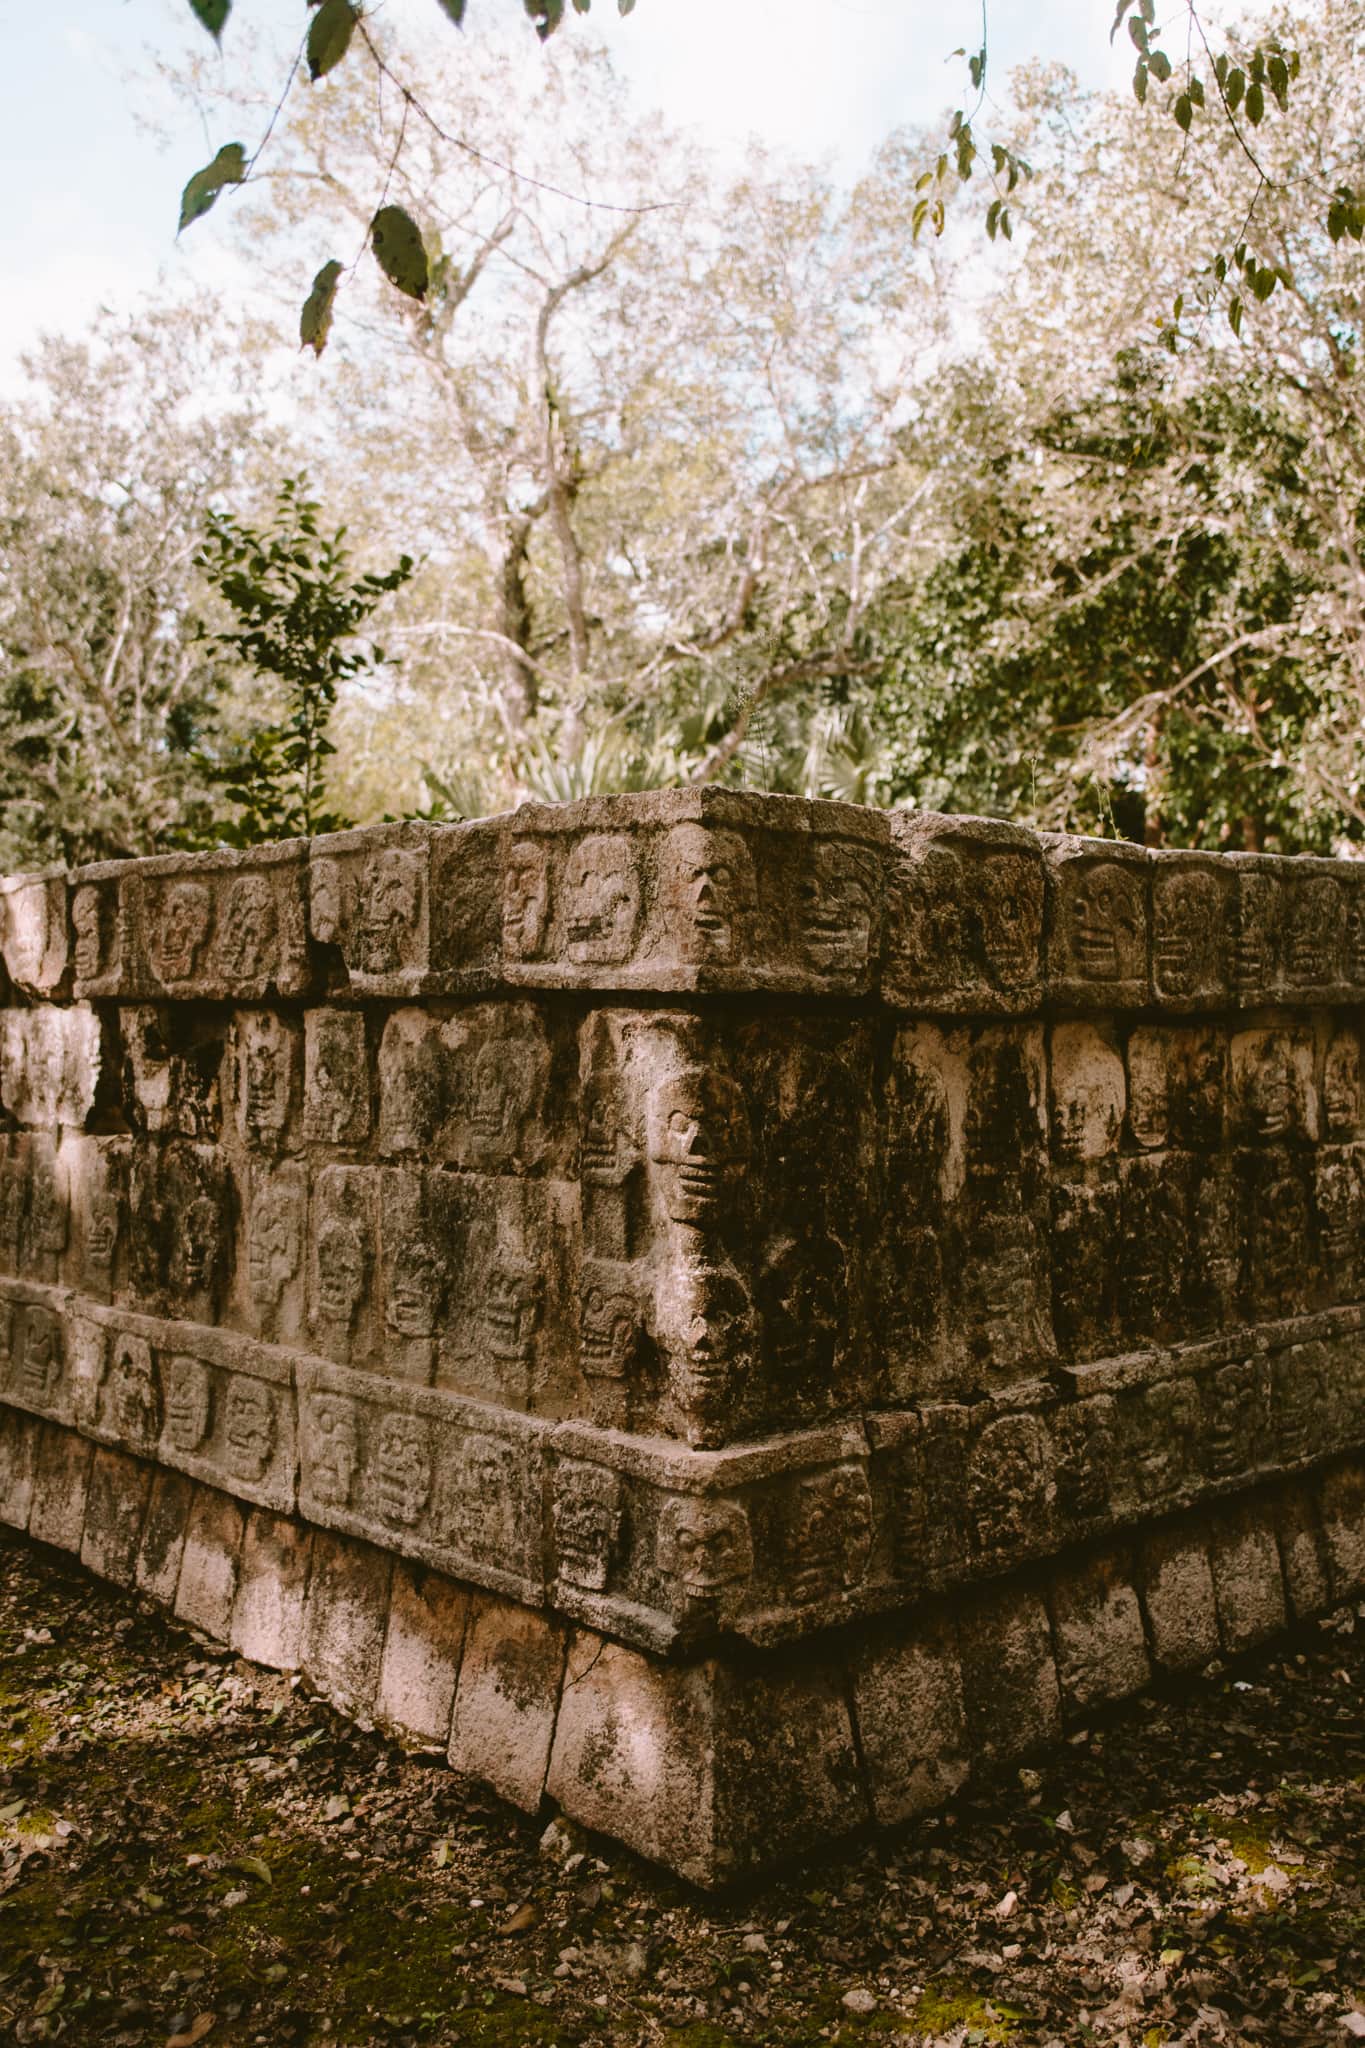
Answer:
(1048, 1551, 1150, 1718)
(175, 1485, 247, 1640)
(958, 1583, 1062, 1762)
(68, 860, 125, 998)
(308, 1164, 380, 1369)
(1136, 1525, 1218, 1671)
(309, 823, 433, 998)
(126, 1139, 234, 1321)
(301, 1528, 392, 1719)
(883, 812, 1043, 1014)
(1224, 855, 1283, 1006)
(848, 1613, 970, 1825)
(1049, 1023, 1125, 1163)
(0, 1005, 105, 1131)
(1317, 1461, 1365, 1600)
(0, 871, 69, 998)
(27, 1422, 92, 1551)
(303, 1008, 372, 1147)
(1281, 860, 1348, 1004)
(135, 1468, 195, 1604)
(376, 1562, 469, 1743)
(67, 1137, 129, 1300)
(71, 1306, 296, 1514)
(1209, 1501, 1287, 1654)
(448, 1593, 566, 1811)
(120, 1007, 224, 1141)
(121, 842, 311, 1002)
(545, 1631, 867, 1885)
(1275, 1482, 1329, 1622)
(1150, 851, 1233, 1009)
(429, 791, 889, 998)
(1043, 835, 1149, 1009)
(81, 1446, 152, 1587)
(231, 1509, 312, 1670)
(1, 1284, 73, 1425)
(231, 1009, 302, 1156)
(0, 1404, 39, 1528)
(297, 1358, 548, 1607)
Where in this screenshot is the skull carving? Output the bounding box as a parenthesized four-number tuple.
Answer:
(149, 880, 212, 984)
(660, 824, 756, 964)
(647, 1065, 749, 1226)
(562, 835, 640, 964)
(501, 839, 550, 959)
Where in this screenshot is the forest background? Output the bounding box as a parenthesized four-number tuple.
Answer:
(3, 0, 1364, 872)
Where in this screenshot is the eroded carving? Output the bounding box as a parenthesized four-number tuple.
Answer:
(563, 834, 640, 964)
(552, 1461, 624, 1591)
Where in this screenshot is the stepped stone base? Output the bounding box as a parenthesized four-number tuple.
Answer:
(5, 1410, 1362, 1888)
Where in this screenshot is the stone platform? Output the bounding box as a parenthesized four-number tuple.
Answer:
(3, 791, 1365, 1883)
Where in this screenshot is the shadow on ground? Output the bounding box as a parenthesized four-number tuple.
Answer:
(1, 1532, 1363, 2047)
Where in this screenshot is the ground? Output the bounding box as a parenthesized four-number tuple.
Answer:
(1, 1533, 1363, 2048)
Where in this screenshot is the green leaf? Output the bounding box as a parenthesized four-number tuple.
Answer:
(307, 0, 357, 81)
(1268, 53, 1289, 109)
(1328, 199, 1348, 243)
(1188, 76, 1204, 107)
(188, 0, 231, 39)
(1133, 59, 1148, 104)
(1228, 294, 1244, 337)
(1226, 67, 1245, 111)
(371, 205, 429, 298)
(1148, 49, 1171, 82)
(1246, 80, 1264, 124)
(434, 0, 466, 19)
(619, 0, 637, 14)
(178, 142, 247, 233)
(1127, 14, 1148, 51)
(300, 259, 344, 356)
(1174, 93, 1192, 131)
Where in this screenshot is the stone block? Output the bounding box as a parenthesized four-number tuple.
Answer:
(1318, 1461, 1365, 1600)
(175, 1486, 246, 1640)
(1138, 1523, 1219, 1672)
(883, 812, 1043, 1014)
(958, 1583, 1061, 1762)
(448, 1593, 567, 1811)
(1209, 1501, 1287, 1654)
(546, 1632, 868, 1886)
(231, 1510, 312, 1670)
(1150, 850, 1233, 1010)
(135, 1468, 195, 1605)
(848, 1613, 970, 1825)
(1275, 1482, 1330, 1622)
(0, 1407, 39, 1529)
(0, 871, 69, 998)
(376, 1563, 469, 1744)
(1048, 1550, 1150, 1717)
(27, 1423, 92, 1552)
(81, 1446, 152, 1587)
(1043, 835, 1149, 1009)
(121, 842, 311, 1002)
(301, 1529, 392, 1720)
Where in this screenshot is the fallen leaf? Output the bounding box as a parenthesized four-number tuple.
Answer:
(497, 1902, 538, 1936)
(166, 2016, 215, 2048)
(1340, 2013, 1365, 2038)
(227, 1855, 272, 1888)
(994, 1889, 1018, 1919)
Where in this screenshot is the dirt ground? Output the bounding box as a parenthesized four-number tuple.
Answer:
(1, 1531, 1363, 2048)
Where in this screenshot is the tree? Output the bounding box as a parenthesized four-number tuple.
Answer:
(195, 477, 415, 843)
(0, 302, 288, 871)
(166, 0, 1360, 354)
(175, 30, 949, 821)
(867, 0, 1365, 851)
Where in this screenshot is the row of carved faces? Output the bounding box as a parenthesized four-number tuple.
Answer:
(0, 1305, 282, 1485)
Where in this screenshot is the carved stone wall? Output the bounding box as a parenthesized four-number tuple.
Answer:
(4, 793, 1365, 1882)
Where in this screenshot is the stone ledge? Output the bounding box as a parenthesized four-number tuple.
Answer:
(4, 1409, 1361, 1888)
(3, 794, 1363, 1011)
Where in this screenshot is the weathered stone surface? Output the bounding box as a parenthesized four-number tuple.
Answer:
(136, 1468, 195, 1604)
(448, 1593, 567, 1811)
(376, 1563, 469, 1743)
(302, 1529, 391, 1719)
(81, 1446, 152, 1587)
(231, 1509, 312, 1670)
(1049, 1551, 1150, 1716)
(848, 1613, 970, 1825)
(959, 1584, 1062, 1762)
(1137, 1524, 1219, 1673)
(27, 1422, 92, 1551)
(1209, 1501, 1287, 1654)
(175, 1486, 246, 1639)
(9, 800, 1365, 1884)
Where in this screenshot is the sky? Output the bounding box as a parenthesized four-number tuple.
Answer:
(0, 0, 1130, 392)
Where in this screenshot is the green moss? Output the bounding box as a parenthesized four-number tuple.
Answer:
(908, 1978, 1024, 2041)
